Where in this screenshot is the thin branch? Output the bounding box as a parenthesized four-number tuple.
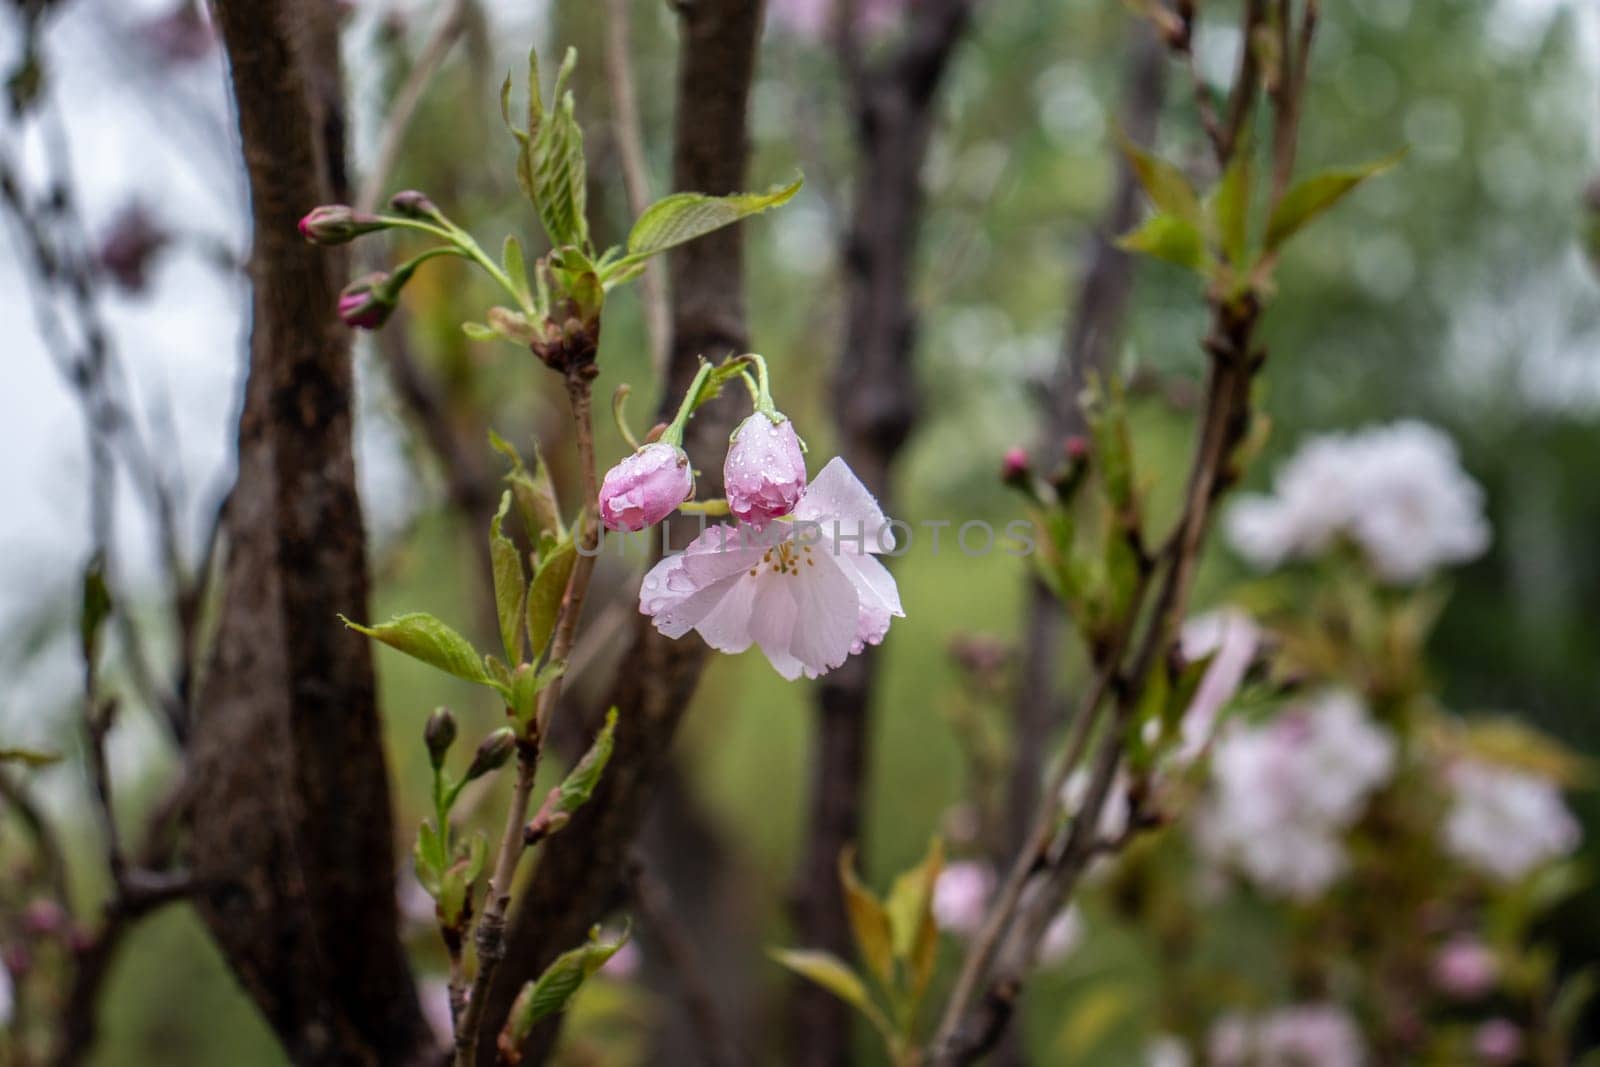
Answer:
(603, 0, 670, 375)
(356, 0, 471, 214)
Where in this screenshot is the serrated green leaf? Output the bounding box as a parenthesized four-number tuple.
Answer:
(621, 177, 802, 265)
(491, 492, 527, 666)
(506, 924, 629, 1042)
(527, 538, 576, 660)
(0, 747, 63, 767)
(1264, 148, 1405, 251)
(1121, 140, 1202, 223)
(837, 847, 894, 987)
(340, 613, 504, 694)
(1116, 213, 1209, 273)
(885, 837, 943, 962)
(555, 708, 617, 819)
(529, 95, 588, 250)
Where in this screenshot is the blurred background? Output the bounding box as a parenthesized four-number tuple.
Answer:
(0, 0, 1596, 1062)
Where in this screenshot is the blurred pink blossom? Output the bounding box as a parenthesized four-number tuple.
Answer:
(1473, 1018, 1522, 1064)
(767, 0, 912, 40)
(1432, 935, 1498, 1000)
(932, 861, 993, 936)
(1444, 759, 1579, 882)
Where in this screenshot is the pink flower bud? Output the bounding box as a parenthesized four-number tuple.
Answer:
(724, 413, 806, 528)
(1000, 446, 1031, 485)
(1065, 435, 1090, 461)
(337, 273, 396, 330)
(299, 204, 387, 245)
(1431, 936, 1497, 999)
(600, 442, 695, 532)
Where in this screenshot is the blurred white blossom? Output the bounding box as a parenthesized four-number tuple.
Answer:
(1444, 759, 1580, 881)
(1208, 1003, 1366, 1067)
(933, 861, 995, 937)
(1193, 692, 1396, 898)
(1145, 1034, 1192, 1067)
(1037, 904, 1082, 965)
(1226, 421, 1490, 583)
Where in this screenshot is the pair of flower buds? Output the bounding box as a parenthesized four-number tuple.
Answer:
(598, 410, 807, 532)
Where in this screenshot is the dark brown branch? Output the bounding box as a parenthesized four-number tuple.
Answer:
(791, 3, 974, 1062)
(476, 2, 765, 1062)
(188, 2, 430, 1062)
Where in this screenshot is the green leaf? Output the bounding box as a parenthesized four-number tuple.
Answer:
(505, 924, 630, 1042)
(769, 948, 878, 1020)
(1211, 148, 1253, 267)
(554, 707, 617, 818)
(1120, 140, 1201, 224)
(620, 177, 803, 265)
(526, 537, 576, 660)
(340, 613, 505, 694)
(1264, 148, 1405, 251)
(503, 235, 533, 309)
(489, 430, 563, 542)
(837, 847, 894, 987)
(528, 88, 588, 248)
(413, 820, 446, 896)
(0, 746, 63, 768)
(1116, 213, 1209, 273)
(885, 837, 943, 962)
(462, 321, 499, 342)
(490, 493, 527, 666)
(487, 306, 538, 345)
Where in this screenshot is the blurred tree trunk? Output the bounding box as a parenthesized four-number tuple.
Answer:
(791, 5, 974, 1063)
(186, 2, 430, 1062)
(475, 2, 766, 1063)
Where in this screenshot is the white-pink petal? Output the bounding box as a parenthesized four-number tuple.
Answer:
(796, 457, 895, 554)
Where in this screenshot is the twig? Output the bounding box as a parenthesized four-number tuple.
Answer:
(603, 0, 670, 375)
(356, 0, 471, 214)
(454, 369, 603, 1066)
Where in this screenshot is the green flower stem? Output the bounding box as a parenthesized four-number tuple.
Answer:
(377, 214, 536, 318)
(746, 352, 780, 419)
(659, 360, 715, 448)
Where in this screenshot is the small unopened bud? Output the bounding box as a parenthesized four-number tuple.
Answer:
(1064, 435, 1090, 462)
(389, 189, 442, 222)
(298, 204, 387, 245)
(424, 708, 457, 769)
(999, 446, 1031, 487)
(464, 728, 517, 782)
(337, 272, 398, 330)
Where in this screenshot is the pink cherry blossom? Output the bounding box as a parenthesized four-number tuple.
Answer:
(599, 442, 695, 532)
(932, 861, 994, 936)
(638, 457, 903, 679)
(725, 413, 808, 528)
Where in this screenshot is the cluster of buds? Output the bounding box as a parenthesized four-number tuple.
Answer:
(298, 193, 452, 331)
(598, 354, 808, 533)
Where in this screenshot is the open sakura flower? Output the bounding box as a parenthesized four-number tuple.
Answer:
(638, 457, 903, 679)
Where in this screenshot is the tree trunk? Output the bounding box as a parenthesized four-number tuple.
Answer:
(188, 3, 430, 1062)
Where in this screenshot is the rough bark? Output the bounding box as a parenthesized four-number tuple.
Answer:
(473, 3, 766, 1062)
(188, 3, 430, 1063)
(790, 5, 973, 1062)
